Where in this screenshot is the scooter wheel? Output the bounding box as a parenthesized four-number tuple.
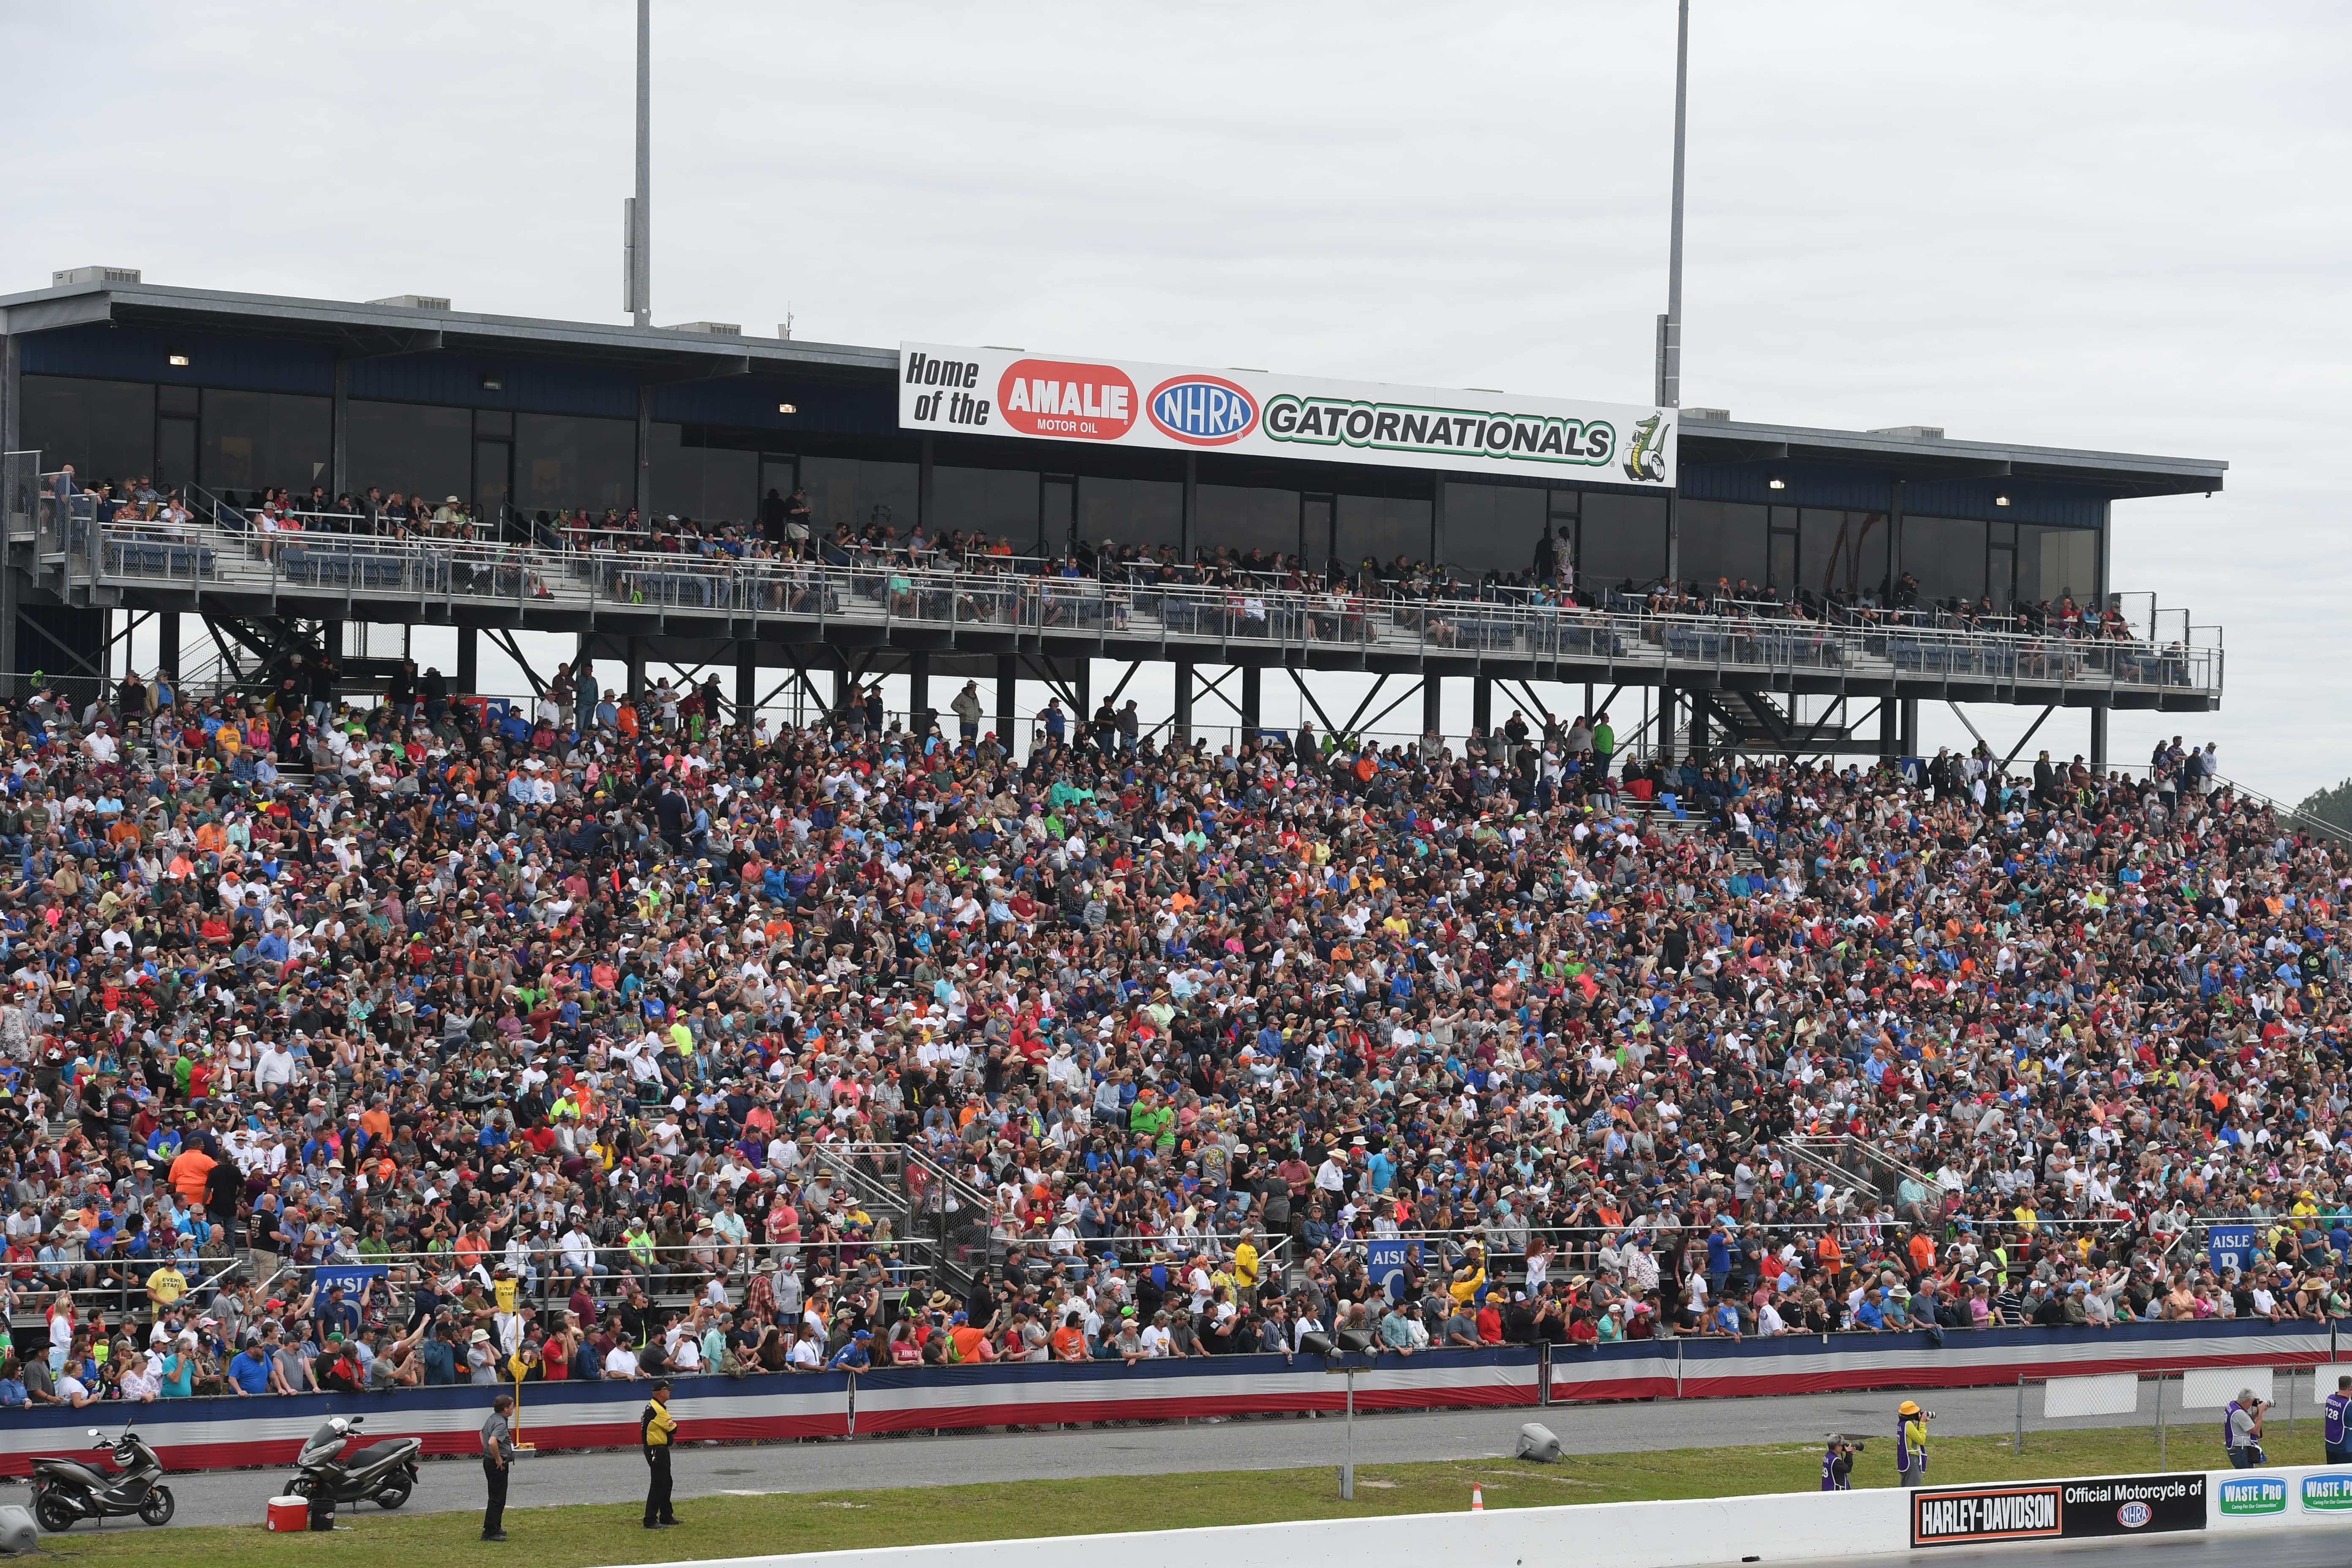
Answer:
(139, 1487, 177, 1527)
(34, 1494, 79, 1533)
(374, 1483, 412, 1511)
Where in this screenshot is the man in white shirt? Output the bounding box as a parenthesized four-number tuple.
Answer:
(603, 1341, 641, 1379)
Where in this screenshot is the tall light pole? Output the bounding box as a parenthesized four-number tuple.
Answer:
(624, 0, 651, 326)
(1654, 0, 1688, 408)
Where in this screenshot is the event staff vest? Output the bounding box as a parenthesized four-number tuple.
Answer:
(2326, 1392, 2349, 1448)
(1896, 1418, 1924, 1471)
(2221, 1401, 2241, 1448)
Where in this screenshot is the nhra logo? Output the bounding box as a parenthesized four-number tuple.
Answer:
(1146, 375, 1258, 446)
(2115, 1502, 2153, 1528)
(997, 359, 1138, 441)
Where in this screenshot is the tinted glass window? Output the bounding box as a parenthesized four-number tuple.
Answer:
(201, 389, 332, 495)
(1579, 492, 1667, 588)
(19, 375, 154, 490)
(1078, 476, 1182, 553)
(1798, 509, 1892, 602)
(1336, 494, 1432, 574)
(1196, 484, 1300, 559)
(934, 466, 1040, 550)
(1441, 482, 1546, 576)
(515, 413, 635, 514)
(345, 400, 472, 507)
(1903, 514, 1987, 605)
(1676, 500, 1768, 593)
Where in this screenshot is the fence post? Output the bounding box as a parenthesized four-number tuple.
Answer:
(2015, 1373, 2024, 1455)
(2157, 1369, 2166, 1470)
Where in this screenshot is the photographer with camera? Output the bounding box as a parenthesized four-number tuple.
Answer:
(2225, 1388, 2271, 1469)
(1821, 1435, 1858, 1492)
(1895, 1401, 1931, 1489)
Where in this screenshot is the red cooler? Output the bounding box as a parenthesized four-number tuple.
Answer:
(266, 1496, 308, 1533)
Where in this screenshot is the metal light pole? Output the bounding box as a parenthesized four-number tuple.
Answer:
(1653, 0, 1688, 408)
(624, 0, 652, 325)
(1342, 1363, 1356, 1500)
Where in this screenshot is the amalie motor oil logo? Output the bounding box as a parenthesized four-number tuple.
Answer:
(1145, 374, 1258, 446)
(997, 359, 1138, 441)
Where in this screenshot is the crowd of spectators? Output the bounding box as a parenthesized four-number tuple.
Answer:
(0, 614, 2328, 1412)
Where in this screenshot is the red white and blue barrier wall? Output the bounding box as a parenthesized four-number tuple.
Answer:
(2, 1322, 2330, 1477)
(0, 1350, 1533, 1477)
(1550, 1318, 2335, 1403)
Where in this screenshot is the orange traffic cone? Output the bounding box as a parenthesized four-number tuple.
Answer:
(1471, 1484, 1484, 1512)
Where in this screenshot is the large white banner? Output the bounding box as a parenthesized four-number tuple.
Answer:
(898, 342, 1675, 487)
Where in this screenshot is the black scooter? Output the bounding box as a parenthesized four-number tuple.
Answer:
(286, 1415, 422, 1511)
(31, 1422, 175, 1531)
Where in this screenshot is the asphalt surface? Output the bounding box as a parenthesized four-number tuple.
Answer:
(11, 1371, 2323, 1532)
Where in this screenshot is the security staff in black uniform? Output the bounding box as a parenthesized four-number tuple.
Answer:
(642, 1378, 680, 1529)
(481, 1393, 516, 1541)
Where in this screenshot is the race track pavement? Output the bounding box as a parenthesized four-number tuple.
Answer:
(5, 1370, 2321, 1535)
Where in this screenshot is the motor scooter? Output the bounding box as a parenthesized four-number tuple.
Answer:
(30, 1422, 175, 1532)
(286, 1415, 422, 1511)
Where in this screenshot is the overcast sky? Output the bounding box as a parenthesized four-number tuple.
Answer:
(6, 2, 2346, 795)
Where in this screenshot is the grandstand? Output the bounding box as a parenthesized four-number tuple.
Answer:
(0, 272, 2224, 764)
(13, 267, 2332, 1464)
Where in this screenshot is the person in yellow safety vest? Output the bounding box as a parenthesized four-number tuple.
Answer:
(1896, 1400, 1930, 1488)
(641, 1378, 679, 1529)
(1450, 1243, 1488, 1306)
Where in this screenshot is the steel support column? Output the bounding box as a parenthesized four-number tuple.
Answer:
(1, 328, 20, 702)
(2088, 707, 2108, 772)
(634, 384, 653, 525)
(1900, 698, 1920, 759)
(735, 640, 757, 724)
(1181, 455, 1198, 560)
(1658, 683, 1678, 765)
(917, 433, 934, 535)
(1239, 664, 1260, 739)
(906, 649, 931, 738)
(1172, 658, 1193, 745)
(456, 623, 479, 696)
(1423, 675, 1443, 744)
(626, 637, 646, 703)
(157, 612, 180, 682)
(1880, 695, 1900, 759)
(995, 653, 1017, 745)
(1472, 675, 1492, 738)
(330, 359, 349, 498)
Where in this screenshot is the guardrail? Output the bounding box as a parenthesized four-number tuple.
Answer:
(84, 519, 2223, 700)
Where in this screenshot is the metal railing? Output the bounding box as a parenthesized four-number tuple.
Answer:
(84, 516, 2224, 700)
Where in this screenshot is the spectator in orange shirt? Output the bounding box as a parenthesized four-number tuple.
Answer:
(1050, 1312, 1089, 1361)
(167, 1144, 216, 1205)
(947, 1313, 995, 1363)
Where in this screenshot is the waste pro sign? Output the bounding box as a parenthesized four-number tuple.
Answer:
(1911, 1475, 2205, 1547)
(898, 343, 1676, 487)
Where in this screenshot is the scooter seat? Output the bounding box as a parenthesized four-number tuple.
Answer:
(33, 1459, 109, 1488)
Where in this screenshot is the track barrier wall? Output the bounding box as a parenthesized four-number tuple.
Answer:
(2, 1320, 2330, 1478)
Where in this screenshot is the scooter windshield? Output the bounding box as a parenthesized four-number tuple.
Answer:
(297, 1423, 347, 1462)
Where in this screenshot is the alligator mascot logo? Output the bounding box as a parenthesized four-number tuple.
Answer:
(1622, 414, 1670, 483)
